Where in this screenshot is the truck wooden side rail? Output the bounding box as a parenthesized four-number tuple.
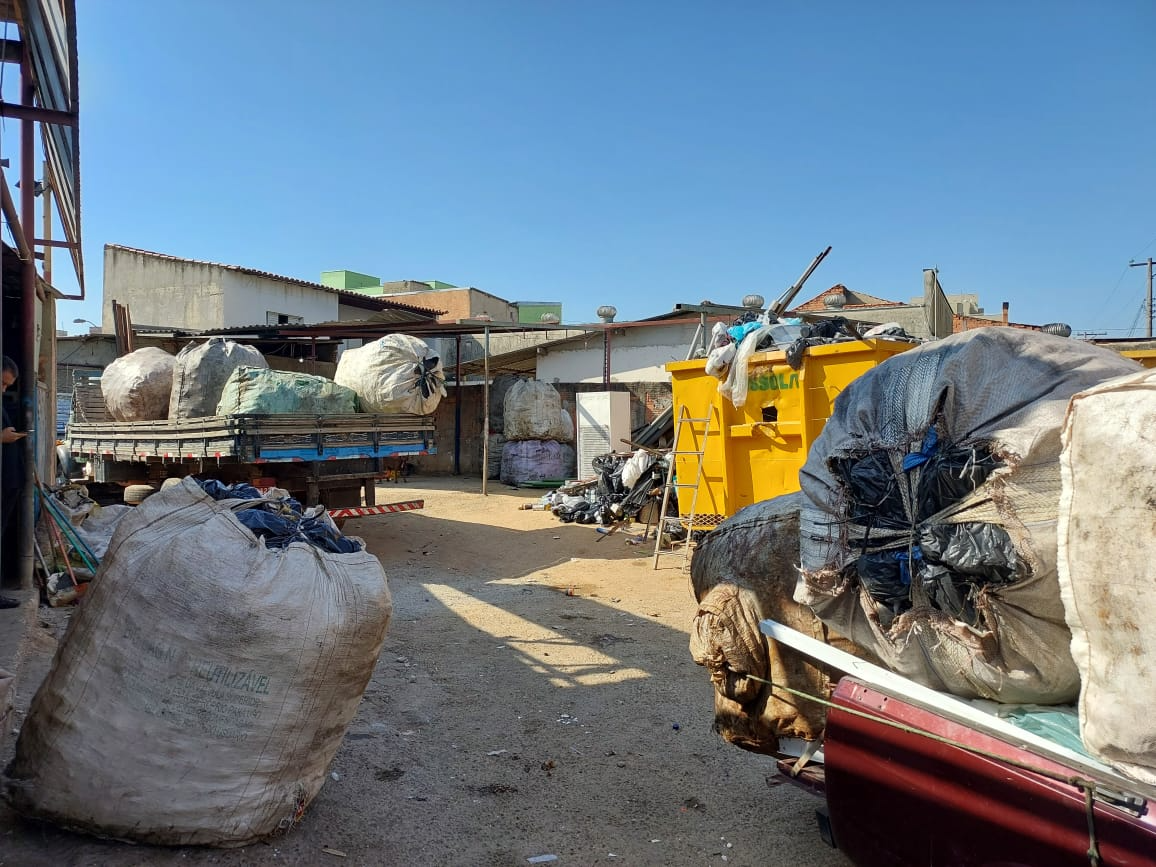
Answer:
(67, 413, 436, 508)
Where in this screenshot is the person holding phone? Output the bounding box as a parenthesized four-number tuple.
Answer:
(1, 355, 26, 607)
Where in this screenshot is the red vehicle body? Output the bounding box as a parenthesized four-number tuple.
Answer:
(761, 621, 1156, 867)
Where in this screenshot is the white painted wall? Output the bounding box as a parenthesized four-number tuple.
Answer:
(103, 247, 226, 331)
(222, 271, 336, 327)
(537, 322, 698, 384)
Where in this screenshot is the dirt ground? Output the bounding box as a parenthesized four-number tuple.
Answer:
(0, 477, 849, 867)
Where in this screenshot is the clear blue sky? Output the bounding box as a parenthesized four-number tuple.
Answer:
(40, 2, 1156, 334)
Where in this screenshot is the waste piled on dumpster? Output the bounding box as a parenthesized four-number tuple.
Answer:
(4, 477, 392, 847)
(99, 346, 175, 421)
(335, 333, 446, 415)
(796, 328, 1141, 705)
(169, 337, 267, 419)
(216, 366, 360, 416)
(1059, 368, 1156, 786)
(689, 493, 875, 756)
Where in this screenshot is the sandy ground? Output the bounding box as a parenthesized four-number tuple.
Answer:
(0, 477, 849, 867)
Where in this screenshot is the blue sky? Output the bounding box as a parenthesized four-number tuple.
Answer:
(25, 1, 1156, 334)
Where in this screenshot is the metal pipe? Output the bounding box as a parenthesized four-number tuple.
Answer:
(19, 50, 37, 590)
(453, 334, 462, 475)
(0, 169, 31, 260)
(768, 245, 833, 319)
(481, 325, 490, 495)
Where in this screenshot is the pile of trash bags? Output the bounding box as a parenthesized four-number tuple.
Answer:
(538, 449, 667, 526)
(100, 346, 175, 421)
(5, 477, 391, 846)
(215, 367, 360, 416)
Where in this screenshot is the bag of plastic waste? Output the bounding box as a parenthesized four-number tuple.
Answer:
(335, 334, 445, 415)
(100, 347, 175, 421)
(169, 338, 267, 419)
(4, 478, 392, 846)
(689, 493, 874, 755)
(216, 367, 360, 416)
(1058, 368, 1156, 785)
(796, 328, 1140, 705)
(500, 439, 575, 486)
(503, 380, 572, 442)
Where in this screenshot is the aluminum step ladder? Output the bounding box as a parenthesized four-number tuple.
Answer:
(653, 404, 715, 570)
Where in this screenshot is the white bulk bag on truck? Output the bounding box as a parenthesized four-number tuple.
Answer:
(796, 329, 1140, 705)
(4, 478, 393, 846)
(99, 346, 175, 422)
(169, 337, 267, 419)
(335, 334, 445, 415)
(1058, 368, 1156, 786)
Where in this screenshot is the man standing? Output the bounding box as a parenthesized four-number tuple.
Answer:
(1, 355, 26, 607)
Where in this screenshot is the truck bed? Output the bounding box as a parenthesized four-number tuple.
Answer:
(68, 413, 436, 463)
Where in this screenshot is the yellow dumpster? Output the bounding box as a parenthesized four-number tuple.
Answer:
(1121, 349, 1156, 369)
(666, 339, 915, 523)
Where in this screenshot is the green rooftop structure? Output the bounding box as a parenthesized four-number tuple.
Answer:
(320, 269, 382, 294)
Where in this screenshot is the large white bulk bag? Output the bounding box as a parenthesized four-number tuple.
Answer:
(99, 347, 175, 422)
(335, 334, 445, 415)
(503, 380, 571, 442)
(796, 329, 1140, 705)
(169, 337, 267, 419)
(500, 439, 575, 486)
(1058, 369, 1156, 786)
(3, 478, 392, 846)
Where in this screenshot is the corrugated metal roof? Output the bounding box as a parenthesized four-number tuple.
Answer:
(105, 244, 444, 317)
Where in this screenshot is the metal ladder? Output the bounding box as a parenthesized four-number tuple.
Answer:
(653, 403, 714, 570)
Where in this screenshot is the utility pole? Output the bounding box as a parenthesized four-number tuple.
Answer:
(1130, 258, 1154, 338)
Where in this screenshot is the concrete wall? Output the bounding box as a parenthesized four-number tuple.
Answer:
(222, 270, 336, 327)
(103, 246, 227, 331)
(536, 322, 698, 384)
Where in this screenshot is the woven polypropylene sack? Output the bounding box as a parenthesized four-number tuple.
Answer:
(796, 328, 1140, 704)
(99, 347, 175, 421)
(335, 334, 446, 415)
(1059, 369, 1156, 786)
(3, 478, 392, 846)
(503, 380, 571, 442)
(500, 439, 575, 485)
(216, 367, 359, 415)
(169, 338, 267, 419)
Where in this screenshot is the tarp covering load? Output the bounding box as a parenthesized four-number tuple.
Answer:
(501, 439, 575, 486)
(169, 338, 267, 419)
(4, 478, 392, 846)
(690, 494, 872, 754)
(796, 328, 1140, 705)
(335, 334, 446, 415)
(503, 380, 572, 442)
(216, 367, 360, 416)
(99, 346, 175, 421)
(1058, 369, 1156, 786)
